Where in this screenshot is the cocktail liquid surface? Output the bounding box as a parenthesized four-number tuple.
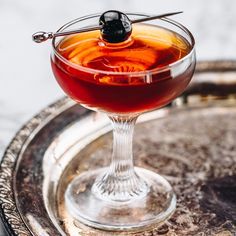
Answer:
(52, 24, 193, 114)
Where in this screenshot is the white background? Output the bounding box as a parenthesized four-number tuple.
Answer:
(0, 0, 236, 234)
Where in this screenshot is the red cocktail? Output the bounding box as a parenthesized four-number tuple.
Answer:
(52, 24, 194, 114)
(50, 12, 196, 231)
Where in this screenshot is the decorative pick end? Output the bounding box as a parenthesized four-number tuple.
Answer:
(32, 31, 54, 43)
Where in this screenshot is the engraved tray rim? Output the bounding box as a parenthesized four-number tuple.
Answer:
(1, 60, 236, 236)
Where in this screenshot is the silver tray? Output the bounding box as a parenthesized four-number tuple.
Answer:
(0, 61, 236, 236)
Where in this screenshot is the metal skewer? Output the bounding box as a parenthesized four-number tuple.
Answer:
(132, 11, 183, 23)
(32, 11, 182, 43)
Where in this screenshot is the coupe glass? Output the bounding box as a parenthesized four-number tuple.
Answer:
(51, 13, 196, 231)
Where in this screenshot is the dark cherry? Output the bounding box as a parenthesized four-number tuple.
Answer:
(99, 10, 132, 43)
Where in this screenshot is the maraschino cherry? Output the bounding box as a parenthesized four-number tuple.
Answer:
(99, 10, 132, 43)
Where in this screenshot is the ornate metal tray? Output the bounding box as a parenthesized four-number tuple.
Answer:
(0, 61, 236, 236)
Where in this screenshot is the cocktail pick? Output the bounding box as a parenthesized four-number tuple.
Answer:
(32, 11, 183, 43)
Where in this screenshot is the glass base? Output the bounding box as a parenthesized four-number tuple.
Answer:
(65, 167, 176, 231)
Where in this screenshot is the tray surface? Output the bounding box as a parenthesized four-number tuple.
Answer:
(0, 61, 236, 236)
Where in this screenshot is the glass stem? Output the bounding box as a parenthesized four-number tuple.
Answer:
(92, 115, 148, 202)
